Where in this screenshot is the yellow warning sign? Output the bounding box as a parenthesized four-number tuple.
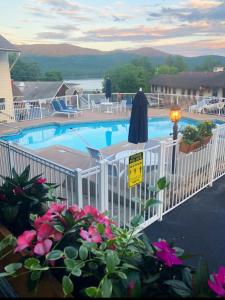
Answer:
(128, 152, 143, 188)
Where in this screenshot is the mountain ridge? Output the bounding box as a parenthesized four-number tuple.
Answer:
(16, 43, 169, 57)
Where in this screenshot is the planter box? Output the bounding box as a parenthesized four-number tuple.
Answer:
(179, 136, 212, 154)
(179, 140, 201, 154)
(0, 223, 65, 298)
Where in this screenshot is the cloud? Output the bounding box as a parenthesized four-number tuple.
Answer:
(36, 32, 70, 39)
(187, 0, 223, 9)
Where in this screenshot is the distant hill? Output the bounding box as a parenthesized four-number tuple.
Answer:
(16, 43, 167, 57)
(14, 43, 225, 79)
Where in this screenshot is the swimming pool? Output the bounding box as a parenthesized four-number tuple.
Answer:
(1, 117, 223, 152)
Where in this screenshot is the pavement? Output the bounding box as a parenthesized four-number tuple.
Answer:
(144, 175, 225, 272)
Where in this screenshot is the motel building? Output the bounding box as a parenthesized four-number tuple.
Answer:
(150, 69, 225, 98)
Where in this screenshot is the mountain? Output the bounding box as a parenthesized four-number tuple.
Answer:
(16, 43, 104, 56)
(16, 43, 168, 57)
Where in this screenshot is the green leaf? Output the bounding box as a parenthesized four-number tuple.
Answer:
(0, 272, 11, 277)
(31, 271, 42, 281)
(122, 263, 140, 271)
(105, 251, 120, 273)
(46, 250, 64, 261)
(145, 199, 161, 209)
(143, 273, 160, 284)
(97, 223, 105, 235)
(131, 197, 142, 204)
(64, 246, 78, 259)
(147, 185, 158, 193)
(4, 263, 22, 274)
(165, 280, 192, 297)
(54, 224, 65, 233)
(62, 275, 74, 296)
(102, 277, 112, 298)
(24, 258, 40, 270)
(0, 235, 16, 252)
(71, 267, 82, 277)
(131, 214, 144, 227)
(99, 242, 107, 251)
(173, 247, 185, 257)
(79, 245, 88, 260)
(88, 262, 98, 270)
(182, 268, 193, 290)
(64, 259, 77, 271)
(157, 177, 169, 190)
(85, 287, 98, 298)
(114, 271, 127, 280)
(194, 258, 210, 296)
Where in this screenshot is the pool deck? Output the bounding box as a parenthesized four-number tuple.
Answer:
(0, 108, 225, 170)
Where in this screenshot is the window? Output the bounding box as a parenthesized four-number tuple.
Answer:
(181, 89, 185, 95)
(0, 98, 5, 110)
(187, 89, 191, 95)
(212, 88, 218, 97)
(173, 88, 176, 94)
(161, 86, 163, 93)
(165, 87, 168, 94)
(193, 89, 196, 96)
(155, 85, 158, 92)
(169, 88, 171, 94)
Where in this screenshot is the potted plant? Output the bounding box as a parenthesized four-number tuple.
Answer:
(197, 121, 216, 145)
(0, 165, 63, 236)
(179, 125, 200, 154)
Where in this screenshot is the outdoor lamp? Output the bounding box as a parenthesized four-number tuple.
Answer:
(169, 105, 182, 123)
(169, 105, 181, 174)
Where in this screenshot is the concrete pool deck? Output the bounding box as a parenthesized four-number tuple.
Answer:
(0, 108, 224, 170)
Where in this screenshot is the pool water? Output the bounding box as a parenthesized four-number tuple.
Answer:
(1, 117, 222, 152)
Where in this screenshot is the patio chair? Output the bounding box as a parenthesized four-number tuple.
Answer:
(58, 99, 82, 116)
(51, 99, 77, 118)
(91, 100, 101, 112)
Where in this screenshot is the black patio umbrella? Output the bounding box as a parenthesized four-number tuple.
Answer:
(105, 78, 112, 99)
(128, 90, 148, 144)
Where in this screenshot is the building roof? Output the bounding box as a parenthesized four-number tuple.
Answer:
(150, 71, 225, 89)
(12, 82, 23, 98)
(13, 81, 78, 100)
(0, 35, 20, 52)
(14, 81, 65, 100)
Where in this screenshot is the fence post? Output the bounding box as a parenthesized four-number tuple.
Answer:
(158, 140, 166, 221)
(157, 93, 160, 108)
(74, 168, 83, 208)
(88, 94, 91, 109)
(76, 95, 79, 110)
(7, 142, 12, 177)
(209, 128, 219, 187)
(39, 101, 43, 119)
(99, 160, 109, 212)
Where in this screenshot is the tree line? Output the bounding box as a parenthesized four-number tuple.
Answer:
(104, 56, 224, 93)
(9, 55, 63, 81)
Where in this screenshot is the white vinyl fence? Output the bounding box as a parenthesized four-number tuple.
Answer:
(1, 124, 225, 230)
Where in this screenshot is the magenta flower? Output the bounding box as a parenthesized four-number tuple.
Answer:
(152, 240, 183, 267)
(208, 266, 225, 297)
(83, 205, 98, 218)
(36, 177, 47, 184)
(34, 239, 53, 256)
(80, 225, 102, 243)
(14, 230, 36, 253)
(68, 204, 85, 220)
(104, 225, 114, 240)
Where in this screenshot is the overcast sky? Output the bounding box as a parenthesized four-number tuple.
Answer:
(1, 0, 225, 56)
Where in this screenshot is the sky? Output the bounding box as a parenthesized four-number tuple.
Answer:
(1, 0, 225, 56)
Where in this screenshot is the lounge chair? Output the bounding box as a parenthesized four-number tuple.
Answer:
(51, 99, 77, 118)
(58, 99, 82, 116)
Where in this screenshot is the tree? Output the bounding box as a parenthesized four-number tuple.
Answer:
(41, 70, 63, 81)
(156, 64, 178, 75)
(165, 55, 187, 72)
(11, 59, 41, 81)
(195, 57, 220, 71)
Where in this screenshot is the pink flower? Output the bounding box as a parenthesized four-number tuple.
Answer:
(47, 203, 66, 215)
(34, 214, 53, 230)
(152, 240, 183, 267)
(80, 225, 102, 243)
(36, 177, 47, 184)
(36, 223, 54, 241)
(83, 205, 98, 218)
(68, 205, 84, 220)
(14, 230, 36, 253)
(104, 226, 114, 240)
(13, 186, 24, 195)
(208, 266, 225, 297)
(34, 239, 53, 256)
(0, 194, 6, 201)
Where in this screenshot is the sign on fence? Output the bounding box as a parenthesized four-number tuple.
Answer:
(128, 152, 143, 188)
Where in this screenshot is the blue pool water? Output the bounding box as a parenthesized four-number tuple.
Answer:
(1, 117, 223, 152)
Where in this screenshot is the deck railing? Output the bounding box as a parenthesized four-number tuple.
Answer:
(1, 123, 225, 230)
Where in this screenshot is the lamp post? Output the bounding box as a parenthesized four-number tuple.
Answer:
(169, 105, 182, 174)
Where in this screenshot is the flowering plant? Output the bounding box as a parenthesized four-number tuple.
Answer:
(197, 121, 216, 138)
(180, 125, 199, 144)
(0, 165, 62, 235)
(0, 176, 220, 298)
